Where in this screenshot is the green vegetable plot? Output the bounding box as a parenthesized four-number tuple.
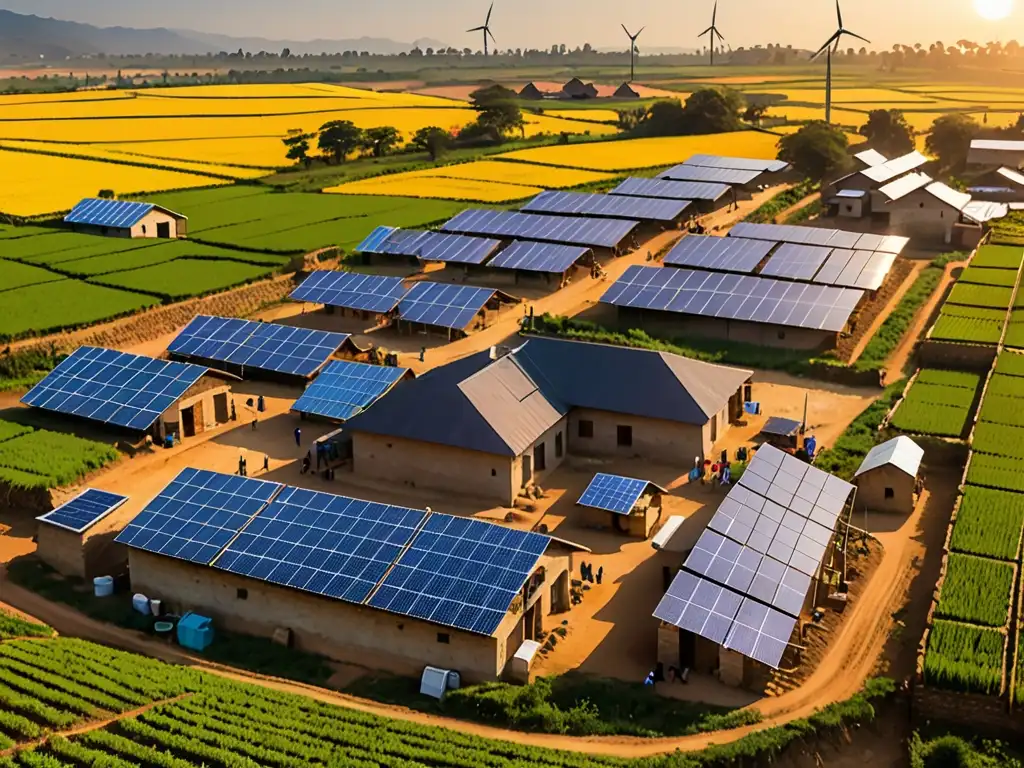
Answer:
(923, 620, 1005, 695)
(949, 486, 1024, 561)
(934, 553, 1014, 628)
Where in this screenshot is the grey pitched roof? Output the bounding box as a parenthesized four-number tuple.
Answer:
(855, 436, 923, 478)
(345, 337, 753, 456)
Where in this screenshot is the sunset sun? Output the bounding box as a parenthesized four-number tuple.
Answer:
(974, 0, 1013, 20)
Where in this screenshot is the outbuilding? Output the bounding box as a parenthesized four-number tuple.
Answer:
(35, 489, 130, 579)
(877, 174, 984, 246)
(854, 435, 924, 515)
(967, 139, 1024, 170)
(64, 198, 187, 239)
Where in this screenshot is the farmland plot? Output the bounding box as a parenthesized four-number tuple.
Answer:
(1003, 318, 1024, 349)
(971, 244, 1024, 269)
(891, 401, 971, 437)
(58, 240, 287, 277)
(0, 429, 119, 489)
(946, 283, 1013, 309)
(996, 351, 1024, 378)
(958, 266, 1019, 287)
(915, 369, 982, 389)
(0, 610, 51, 641)
(934, 553, 1014, 628)
(979, 394, 1024, 428)
(90, 259, 275, 301)
(972, 422, 1024, 460)
(967, 453, 1024, 493)
(949, 486, 1024, 561)
(0, 259, 64, 291)
(903, 382, 976, 408)
(931, 312, 1003, 344)
(923, 620, 1005, 695)
(985, 374, 1024, 398)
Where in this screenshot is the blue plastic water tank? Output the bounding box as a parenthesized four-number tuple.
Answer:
(176, 612, 214, 652)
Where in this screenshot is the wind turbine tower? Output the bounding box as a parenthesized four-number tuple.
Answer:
(622, 25, 645, 82)
(812, 0, 869, 123)
(468, 3, 497, 57)
(698, 2, 726, 66)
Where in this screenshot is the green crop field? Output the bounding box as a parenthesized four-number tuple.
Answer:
(996, 351, 1024, 378)
(915, 369, 983, 389)
(967, 453, 1024, 493)
(0, 259, 64, 291)
(1004, 319, 1024, 349)
(904, 382, 976, 408)
(971, 244, 1024, 270)
(931, 313, 1003, 344)
(58, 240, 289, 277)
(949, 486, 1024, 561)
(973, 422, 1024, 460)
(979, 395, 1024, 427)
(0, 609, 52, 641)
(935, 553, 1015, 628)
(1, 230, 163, 267)
(0, 425, 119, 490)
(985, 373, 1024, 398)
(90, 259, 275, 301)
(947, 283, 1014, 309)
(958, 266, 1020, 287)
(890, 378, 976, 438)
(0, 421, 33, 444)
(923, 620, 1005, 695)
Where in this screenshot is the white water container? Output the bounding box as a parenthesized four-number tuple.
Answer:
(93, 576, 114, 598)
(150, 599, 162, 616)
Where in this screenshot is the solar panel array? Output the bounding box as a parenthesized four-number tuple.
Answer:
(37, 489, 128, 534)
(169, 316, 350, 378)
(115, 468, 283, 565)
(64, 198, 154, 228)
(659, 165, 763, 186)
(760, 244, 834, 281)
(487, 241, 591, 274)
(728, 223, 909, 255)
(815, 250, 899, 291)
(442, 209, 639, 249)
(663, 235, 774, 274)
(610, 177, 731, 202)
(290, 271, 408, 314)
(399, 283, 498, 331)
(684, 154, 790, 173)
(355, 226, 397, 253)
(654, 445, 854, 668)
(601, 266, 865, 333)
(577, 473, 651, 515)
(215, 486, 428, 605)
(22, 347, 208, 432)
(368, 513, 550, 635)
(357, 227, 502, 265)
(292, 360, 408, 421)
(521, 190, 689, 223)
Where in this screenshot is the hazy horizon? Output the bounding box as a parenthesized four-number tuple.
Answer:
(0, 0, 1018, 51)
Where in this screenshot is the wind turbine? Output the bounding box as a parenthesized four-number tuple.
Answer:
(622, 25, 644, 82)
(698, 1, 726, 66)
(467, 2, 496, 57)
(812, 0, 869, 123)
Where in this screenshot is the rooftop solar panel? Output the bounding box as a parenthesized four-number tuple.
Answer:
(358, 228, 502, 265)
(684, 154, 790, 173)
(610, 177, 731, 202)
(521, 190, 690, 223)
(115, 468, 282, 565)
(487, 240, 591, 273)
(37, 488, 129, 534)
(653, 569, 743, 644)
(729, 223, 909, 256)
(22, 346, 208, 432)
(215, 486, 427, 605)
(658, 165, 763, 186)
(577, 473, 653, 515)
(601, 265, 865, 333)
(355, 226, 399, 254)
(368, 513, 550, 636)
(169, 316, 350, 378)
(64, 198, 155, 228)
(760, 244, 832, 281)
(398, 282, 499, 331)
(662, 235, 774, 273)
(291, 360, 408, 421)
(289, 271, 408, 314)
(724, 598, 796, 668)
(442, 209, 639, 249)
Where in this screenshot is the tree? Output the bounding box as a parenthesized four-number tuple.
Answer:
(778, 121, 851, 181)
(283, 131, 314, 168)
(743, 104, 768, 125)
(926, 113, 979, 171)
(859, 109, 915, 157)
(360, 126, 402, 158)
(468, 84, 525, 140)
(410, 126, 452, 161)
(317, 120, 363, 163)
(681, 87, 745, 134)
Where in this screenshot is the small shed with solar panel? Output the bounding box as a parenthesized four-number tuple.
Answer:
(64, 198, 187, 239)
(35, 489, 130, 578)
(576, 473, 668, 538)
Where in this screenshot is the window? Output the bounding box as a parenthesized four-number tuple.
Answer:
(236, 588, 248, 600)
(555, 431, 564, 458)
(141, 225, 147, 235)
(437, 633, 450, 644)
(617, 425, 633, 447)
(884, 487, 895, 499)
(777, 330, 786, 340)
(578, 420, 594, 439)
(919, 202, 925, 208)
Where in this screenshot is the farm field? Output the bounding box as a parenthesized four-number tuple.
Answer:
(0, 609, 52, 640)
(974, 245, 1024, 271)
(922, 620, 1005, 695)
(1003, 314, 1024, 349)
(327, 174, 545, 202)
(934, 554, 1014, 628)
(973, 422, 1024, 460)
(979, 394, 1024, 427)
(0, 259, 64, 291)
(90, 258, 276, 300)
(946, 283, 1013, 309)
(949, 486, 1024, 561)
(996, 351, 1024, 377)
(0, 421, 118, 489)
(967, 453, 1024, 493)
(958, 266, 1019, 287)
(930, 307, 1004, 344)
(889, 370, 979, 437)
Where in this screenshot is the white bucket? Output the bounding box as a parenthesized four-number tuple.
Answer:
(150, 599, 162, 617)
(93, 576, 114, 598)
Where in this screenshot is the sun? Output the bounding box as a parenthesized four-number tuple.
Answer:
(974, 0, 1013, 20)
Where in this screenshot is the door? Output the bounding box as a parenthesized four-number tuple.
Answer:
(213, 393, 229, 424)
(534, 443, 546, 472)
(680, 631, 697, 669)
(181, 406, 196, 438)
(711, 414, 718, 443)
(156, 221, 171, 238)
(522, 454, 533, 485)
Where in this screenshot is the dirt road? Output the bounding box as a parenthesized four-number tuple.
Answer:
(885, 259, 964, 381)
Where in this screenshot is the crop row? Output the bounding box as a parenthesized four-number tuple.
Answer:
(916, 368, 983, 389)
(923, 620, 1005, 695)
(949, 486, 1024, 561)
(996, 350, 1024, 378)
(891, 377, 976, 437)
(970, 244, 1024, 270)
(959, 266, 1019, 287)
(0, 609, 51, 640)
(931, 312, 1003, 344)
(934, 553, 1014, 628)
(973, 422, 1024, 459)
(946, 283, 1014, 309)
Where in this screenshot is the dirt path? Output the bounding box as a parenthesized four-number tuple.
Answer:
(846, 260, 925, 365)
(776, 191, 821, 223)
(885, 259, 964, 381)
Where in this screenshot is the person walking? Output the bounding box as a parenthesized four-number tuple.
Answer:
(294, 427, 301, 447)
(251, 417, 257, 431)
(263, 455, 269, 473)
(238, 455, 244, 476)
(596, 566, 603, 585)
(241, 457, 248, 477)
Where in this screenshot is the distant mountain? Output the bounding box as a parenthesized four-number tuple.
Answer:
(0, 10, 445, 59)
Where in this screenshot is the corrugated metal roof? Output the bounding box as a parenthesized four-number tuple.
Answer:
(854, 148, 889, 167)
(971, 139, 1024, 151)
(861, 151, 929, 183)
(834, 188, 868, 199)
(963, 200, 1009, 223)
(926, 182, 972, 211)
(855, 436, 923, 478)
(997, 167, 1024, 187)
(878, 172, 933, 201)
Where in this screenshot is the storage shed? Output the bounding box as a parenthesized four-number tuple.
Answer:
(854, 435, 923, 515)
(64, 198, 187, 239)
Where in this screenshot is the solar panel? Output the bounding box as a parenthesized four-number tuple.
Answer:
(22, 347, 208, 432)
(653, 569, 743, 644)
(115, 468, 282, 565)
(64, 198, 155, 228)
(760, 244, 833, 281)
(215, 486, 427, 605)
(610, 177, 731, 202)
(601, 266, 865, 333)
(290, 271, 408, 314)
(37, 488, 128, 534)
(292, 360, 407, 421)
(686, 529, 763, 593)
(368, 513, 550, 636)
(521, 190, 689, 223)
(169, 316, 350, 378)
(488, 241, 591, 273)
(663, 235, 774, 273)
(357, 228, 502, 265)
(684, 154, 790, 173)
(355, 226, 399, 253)
(723, 597, 797, 667)
(659, 165, 763, 186)
(729, 223, 909, 256)
(442, 209, 639, 249)
(398, 283, 498, 331)
(577, 473, 651, 515)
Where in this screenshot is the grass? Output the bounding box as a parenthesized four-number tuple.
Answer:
(923, 620, 1005, 695)
(90, 258, 275, 301)
(949, 486, 1024, 561)
(0, 428, 119, 490)
(935, 553, 1014, 628)
(0, 609, 52, 640)
(742, 179, 817, 224)
(0, 259, 65, 291)
(814, 380, 906, 480)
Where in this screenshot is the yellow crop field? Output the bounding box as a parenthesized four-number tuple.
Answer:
(498, 131, 780, 171)
(543, 109, 621, 124)
(0, 148, 227, 217)
(413, 160, 615, 187)
(743, 87, 937, 104)
(325, 175, 541, 202)
(103, 137, 286, 170)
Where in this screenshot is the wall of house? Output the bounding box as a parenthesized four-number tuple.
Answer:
(614, 310, 836, 351)
(511, 417, 570, 495)
(35, 526, 87, 579)
(855, 466, 916, 515)
(967, 148, 1024, 169)
(352, 433, 517, 505)
(887, 191, 960, 243)
(130, 210, 181, 239)
(157, 383, 231, 441)
(568, 408, 708, 465)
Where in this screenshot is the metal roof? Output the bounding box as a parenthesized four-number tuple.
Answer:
(963, 200, 1009, 224)
(854, 148, 889, 168)
(683, 154, 790, 173)
(878, 172, 933, 202)
(855, 436, 923, 478)
(926, 182, 972, 211)
(64, 198, 185, 228)
(834, 189, 868, 199)
(997, 167, 1024, 187)
(971, 139, 1024, 151)
(860, 152, 929, 183)
(651, 515, 688, 552)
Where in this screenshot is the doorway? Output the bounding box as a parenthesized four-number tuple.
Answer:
(181, 406, 196, 438)
(679, 630, 697, 669)
(711, 414, 718, 443)
(534, 443, 546, 472)
(156, 221, 171, 238)
(213, 393, 229, 424)
(522, 454, 533, 486)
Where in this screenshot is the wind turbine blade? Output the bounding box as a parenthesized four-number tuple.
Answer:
(486, 2, 493, 25)
(844, 30, 871, 44)
(715, 29, 726, 42)
(467, 25, 485, 32)
(637, 26, 645, 37)
(698, 26, 713, 37)
(622, 23, 631, 36)
(712, 0, 718, 25)
(811, 33, 840, 59)
(488, 28, 496, 43)
(836, 0, 844, 29)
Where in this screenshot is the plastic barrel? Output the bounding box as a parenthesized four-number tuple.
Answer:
(93, 576, 114, 598)
(150, 599, 162, 617)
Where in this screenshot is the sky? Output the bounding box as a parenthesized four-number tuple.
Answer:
(1, 0, 1020, 50)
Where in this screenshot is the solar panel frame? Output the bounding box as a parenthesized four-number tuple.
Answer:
(290, 271, 408, 314)
(610, 177, 731, 202)
(442, 209, 639, 249)
(663, 235, 775, 274)
(487, 240, 591, 274)
(577, 473, 651, 515)
(760, 244, 833, 281)
(291, 360, 408, 421)
(724, 597, 797, 668)
(521, 190, 690, 223)
(398, 283, 498, 331)
(37, 488, 129, 534)
(21, 346, 209, 432)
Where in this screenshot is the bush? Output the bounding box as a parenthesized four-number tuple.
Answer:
(814, 380, 906, 479)
(909, 733, 1023, 768)
(743, 179, 817, 224)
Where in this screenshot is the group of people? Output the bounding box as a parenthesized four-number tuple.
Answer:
(644, 662, 689, 686)
(237, 454, 269, 477)
(693, 456, 732, 488)
(578, 561, 603, 585)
